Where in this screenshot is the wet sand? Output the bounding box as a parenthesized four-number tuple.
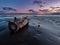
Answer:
(0, 15, 60, 45)
(0, 26, 41, 45)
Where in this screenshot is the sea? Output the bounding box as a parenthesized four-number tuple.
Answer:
(0, 14, 60, 45)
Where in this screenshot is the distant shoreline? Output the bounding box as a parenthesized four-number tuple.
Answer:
(0, 13, 37, 15)
(0, 13, 60, 15)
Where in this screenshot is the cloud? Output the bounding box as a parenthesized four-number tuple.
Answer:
(33, 0, 42, 4)
(50, 7, 60, 9)
(2, 7, 16, 11)
(39, 9, 50, 14)
(28, 9, 50, 14)
(39, 5, 44, 7)
(28, 9, 34, 12)
(55, 9, 60, 12)
(33, 0, 46, 7)
(0, 11, 4, 13)
(39, 9, 49, 12)
(51, 12, 60, 15)
(49, 6, 60, 12)
(28, 9, 38, 14)
(0, 7, 17, 13)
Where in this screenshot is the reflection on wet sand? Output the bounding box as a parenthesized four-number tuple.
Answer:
(1, 15, 60, 45)
(0, 25, 40, 45)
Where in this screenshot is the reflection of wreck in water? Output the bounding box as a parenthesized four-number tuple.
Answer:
(8, 16, 29, 33)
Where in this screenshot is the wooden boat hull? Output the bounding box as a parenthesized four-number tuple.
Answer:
(8, 22, 29, 32)
(8, 17, 29, 33)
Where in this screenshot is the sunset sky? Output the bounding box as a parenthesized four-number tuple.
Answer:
(0, 0, 60, 14)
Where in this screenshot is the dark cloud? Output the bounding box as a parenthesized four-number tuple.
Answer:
(28, 9, 34, 12)
(33, 0, 46, 7)
(0, 7, 17, 13)
(39, 5, 44, 7)
(2, 7, 16, 11)
(0, 11, 4, 13)
(51, 12, 60, 15)
(28, 9, 38, 13)
(33, 0, 42, 4)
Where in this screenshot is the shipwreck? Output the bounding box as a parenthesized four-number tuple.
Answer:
(8, 16, 29, 32)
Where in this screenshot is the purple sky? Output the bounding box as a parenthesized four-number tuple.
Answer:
(0, 0, 60, 14)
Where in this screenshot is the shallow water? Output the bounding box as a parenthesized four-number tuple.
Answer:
(0, 15, 60, 45)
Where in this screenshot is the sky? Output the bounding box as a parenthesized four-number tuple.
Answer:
(0, 0, 60, 14)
